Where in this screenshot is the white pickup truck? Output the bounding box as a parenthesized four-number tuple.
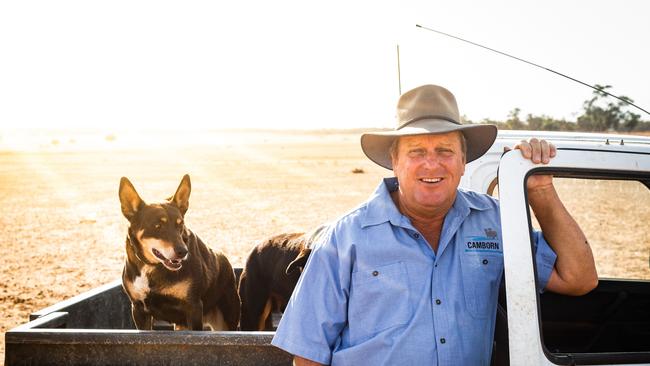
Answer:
(5, 130, 650, 366)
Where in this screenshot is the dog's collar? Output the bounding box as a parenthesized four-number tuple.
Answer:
(127, 230, 158, 266)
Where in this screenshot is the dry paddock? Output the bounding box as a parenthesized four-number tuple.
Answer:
(1, 129, 649, 363)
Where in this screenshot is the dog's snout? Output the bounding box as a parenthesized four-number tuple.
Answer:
(175, 246, 188, 259)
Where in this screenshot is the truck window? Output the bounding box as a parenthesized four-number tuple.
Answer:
(530, 177, 650, 281)
(527, 176, 650, 364)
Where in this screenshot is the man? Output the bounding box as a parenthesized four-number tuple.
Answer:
(271, 84, 598, 365)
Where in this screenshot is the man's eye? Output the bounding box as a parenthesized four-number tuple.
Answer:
(408, 149, 426, 156)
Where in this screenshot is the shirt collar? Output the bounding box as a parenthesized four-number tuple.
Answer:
(360, 177, 490, 229)
(455, 187, 492, 212)
(361, 177, 403, 228)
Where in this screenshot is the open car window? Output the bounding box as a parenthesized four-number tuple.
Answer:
(526, 174, 650, 364)
(530, 177, 650, 281)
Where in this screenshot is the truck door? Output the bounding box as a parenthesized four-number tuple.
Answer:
(497, 148, 650, 366)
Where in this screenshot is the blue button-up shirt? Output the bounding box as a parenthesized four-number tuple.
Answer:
(272, 177, 557, 365)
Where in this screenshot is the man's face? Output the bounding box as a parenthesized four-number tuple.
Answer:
(392, 132, 466, 215)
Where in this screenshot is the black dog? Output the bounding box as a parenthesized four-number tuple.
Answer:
(238, 225, 327, 331)
(119, 174, 240, 331)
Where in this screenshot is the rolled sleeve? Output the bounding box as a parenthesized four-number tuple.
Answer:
(532, 230, 557, 293)
(271, 229, 349, 365)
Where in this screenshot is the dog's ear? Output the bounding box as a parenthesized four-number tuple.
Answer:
(286, 248, 312, 275)
(119, 177, 144, 221)
(170, 174, 191, 216)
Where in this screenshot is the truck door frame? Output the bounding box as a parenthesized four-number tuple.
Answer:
(497, 148, 650, 366)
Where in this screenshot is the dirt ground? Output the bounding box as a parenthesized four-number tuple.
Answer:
(1, 129, 649, 363)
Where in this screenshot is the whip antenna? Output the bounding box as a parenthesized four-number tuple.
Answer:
(397, 44, 402, 95)
(416, 24, 649, 116)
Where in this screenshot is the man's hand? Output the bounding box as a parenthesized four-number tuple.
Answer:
(513, 137, 557, 164)
(507, 138, 557, 191)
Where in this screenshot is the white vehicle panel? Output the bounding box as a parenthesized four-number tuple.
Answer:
(462, 130, 650, 194)
(497, 148, 650, 366)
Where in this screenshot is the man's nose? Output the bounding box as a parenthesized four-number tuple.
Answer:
(423, 152, 441, 166)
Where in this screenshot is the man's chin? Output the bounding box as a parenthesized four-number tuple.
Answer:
(414, 193, 456, 210)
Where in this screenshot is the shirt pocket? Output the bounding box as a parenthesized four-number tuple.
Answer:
(348, 262, 411, 342)
(460, 253, 504, 319)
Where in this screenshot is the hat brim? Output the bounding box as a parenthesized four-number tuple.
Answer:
(360, 119, 497, 170)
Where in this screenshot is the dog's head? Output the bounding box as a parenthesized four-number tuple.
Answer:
(285, 247, 312, 276)
(119, 174, 192, 271)
(285, 224, 328, 275)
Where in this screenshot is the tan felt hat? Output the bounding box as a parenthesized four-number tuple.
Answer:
(361, 84, 497, 170)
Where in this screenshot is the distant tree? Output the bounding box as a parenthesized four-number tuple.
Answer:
(618, 96, 641, 131)
(461, 114, 474, 124)
(480, 118, 503, 128)
(477, 85, 648, 133)
(506, 108, 525, 130)
(526, 113, 575, 131)
(577, 84, 639, 132)
(633, 120, 650, 132)
(526, 113, 544, 130)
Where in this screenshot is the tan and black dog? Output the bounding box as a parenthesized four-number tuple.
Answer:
(238, 225, 327, 331)
(119, 174, 240, 331)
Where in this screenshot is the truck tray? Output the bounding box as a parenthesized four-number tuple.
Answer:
(5, 269, 292, 366)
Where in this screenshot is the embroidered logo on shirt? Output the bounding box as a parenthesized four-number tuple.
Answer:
(484, 228, 498, 240)
(465, 228, 501, 253)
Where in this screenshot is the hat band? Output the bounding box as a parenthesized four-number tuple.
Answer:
(398, 115, 460, 130)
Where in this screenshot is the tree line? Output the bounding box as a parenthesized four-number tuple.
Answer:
(467, 85, 650, 132)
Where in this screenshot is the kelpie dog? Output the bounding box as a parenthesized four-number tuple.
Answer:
(238, 225, 327, 331)
(119, 174, 240, 331)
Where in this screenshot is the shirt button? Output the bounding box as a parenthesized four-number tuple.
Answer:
(435, 299, 441, 305)
(372, 270, 379, 276)
(413, 233, 420, 239)
(440, 338, 446, 344)
(482, 259, 489, 265)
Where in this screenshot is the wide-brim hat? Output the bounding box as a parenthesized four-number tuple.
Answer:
(361, 84, 497, 170)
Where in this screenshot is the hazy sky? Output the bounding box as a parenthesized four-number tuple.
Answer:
(1, 0, 648, 130)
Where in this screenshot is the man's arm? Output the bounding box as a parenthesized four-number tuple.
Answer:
(515, 138, 598, 296)
(294, 356, 325, 366)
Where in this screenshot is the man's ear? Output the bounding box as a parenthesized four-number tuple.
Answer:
(170, 174, 191, 216)
(286, 248, 312, 275)
(119, 177, 144, 221)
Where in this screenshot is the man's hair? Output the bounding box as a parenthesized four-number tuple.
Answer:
(389, 132, 467, 162)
